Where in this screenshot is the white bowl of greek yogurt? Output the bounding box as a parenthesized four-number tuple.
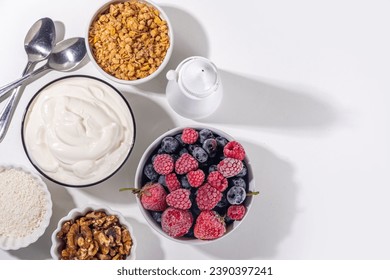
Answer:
(21, 75, 136, 187)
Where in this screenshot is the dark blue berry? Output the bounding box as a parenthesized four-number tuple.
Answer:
(227, 186, 246, 205)
(184, 227, 195, 238)
(215, 194, 228, 208)
(192, 146, 208, 163)
(199, 128, 214, 143)
(180, 175, 191, 189)
(216, 136, 228, 148)
(224, 215, 234, 226)
(151, 211, 162, 223)
(175, 134, 185, 146)
(231, 177, 246, 189)
(209, 165, 218, 173)
(158, 175, 166, 187)
(161, 136, 179, 153)
(190, 200, 201, 217)
(202, 138, 217, 157)
(179, 148, 189, 156)
(144, 163, 158, 181)
(188, 144, 197, 153)
(236, 164, 247, 177)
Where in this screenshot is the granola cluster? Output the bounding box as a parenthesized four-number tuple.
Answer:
(88, 0, 170, 80)
(56, 211, 133, 260)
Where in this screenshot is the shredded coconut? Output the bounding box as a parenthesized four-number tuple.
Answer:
(0, 168, 47, 238)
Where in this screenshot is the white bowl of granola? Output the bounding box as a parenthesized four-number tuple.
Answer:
(86, 0, 173, 85)
(50, 205, 136, 260)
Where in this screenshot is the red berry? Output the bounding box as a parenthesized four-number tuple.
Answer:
(194, 210, 226, 240)
(227, 204, 246, 220)
(187, 169, 205, 188)
(175, 153, 198, 174)
(217, 158, 243, 178)
(140, 182, 167, 211)
(207, 171, 228, 192)
(161, 207, 193, 237)
(223, 141, 246, 160)
(196, 183, 222, 210)
(165, 173, 181, 192)
(166, 189, 192, 210)
(153, 154, 174, 175)
(181, 128, 199, 144)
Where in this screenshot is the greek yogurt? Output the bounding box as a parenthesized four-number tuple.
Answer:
(23, 76, 135, 186)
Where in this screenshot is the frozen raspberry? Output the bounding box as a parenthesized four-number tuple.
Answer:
(194, 210, 226, 240)
(223, 141, 246, 160)
(175, 153, 198, 174)
(181, 128, 199, 144)
(139, 182, 167, 211)
(196, 183, 222, 210)
(165, 173, 181, 192)
(217, 158, 243, 178)
(187, 169, 205, 188)
(207, 171, 228, 192)
(227, 205, 246, 220)
(166, 189, 192, 210)
(153, 154, 174, 175)
(161, 207, 193, 237)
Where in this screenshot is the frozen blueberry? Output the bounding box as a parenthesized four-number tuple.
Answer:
(175, 133, 185, 146)
(202, 138, 217, 157)
(209, 165, 218, 173)
(188, 144, 198, 153)
(179, 148, 189, 156)
(231, 177, 246, 189)
(158, 175, 166, 187)
(180, 175, 191, 189)
(144, 163, 158, 181)
(199, 128, 214, 143)
(192, 146, 208, 163)
(216, 136, 228, 148)
(151, 211, 162, 223)
(236, 164, 247, 177)
(161, 136, 179, 153)
(227, 186, 246, 205)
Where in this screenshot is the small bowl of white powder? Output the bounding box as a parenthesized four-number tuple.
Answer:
(0, 164, 52, 250)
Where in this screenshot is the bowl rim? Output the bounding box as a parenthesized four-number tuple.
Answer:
(50, 204, 137, 260)
(0, 164, 53, 250)
(134, 125, 255, 245)
(85, 0, 174, 85)
(20, 74, 137, 188)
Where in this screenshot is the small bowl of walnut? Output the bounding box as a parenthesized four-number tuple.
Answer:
(50, 205, 136, 260)
(86, 0, 173, 85)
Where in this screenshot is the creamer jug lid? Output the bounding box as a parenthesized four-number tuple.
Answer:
(179, 57, 219, 98)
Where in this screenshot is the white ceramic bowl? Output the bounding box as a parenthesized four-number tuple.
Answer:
(86, 0, 174, 85)
(134, 126, 255, 244)
(50, 205, 136, 260)
(0, 164, 52, 250)
(21, 75, 136, 188)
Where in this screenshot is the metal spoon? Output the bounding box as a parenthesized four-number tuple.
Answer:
(0, 37, 87, 99)
(0, 17, 56, 142)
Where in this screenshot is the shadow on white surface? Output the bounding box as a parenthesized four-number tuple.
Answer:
(197, 140, 298, 259)
(81, 92, 176, 202)
(124, 217, 165, 260)
(199, 70, 338, 130)
(8, 180, 76, 260)
(136, 5, 209, 94)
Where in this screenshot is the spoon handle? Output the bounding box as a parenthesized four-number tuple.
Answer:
(0, 65, 47, 99)
(0, 62, 35, 142)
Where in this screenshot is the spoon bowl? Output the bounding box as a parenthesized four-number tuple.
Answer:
(0, 17, 55, 142)
(0, 37, 87, 99)
(24, 18, 56, 63)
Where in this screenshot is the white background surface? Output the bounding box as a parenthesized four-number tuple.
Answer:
(0, 0, 390, 260)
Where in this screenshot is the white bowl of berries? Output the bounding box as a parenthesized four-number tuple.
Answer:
(124, 126, 257, 244)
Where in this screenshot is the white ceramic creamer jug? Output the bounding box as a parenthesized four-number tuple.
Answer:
(166, 56, 223, 119)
